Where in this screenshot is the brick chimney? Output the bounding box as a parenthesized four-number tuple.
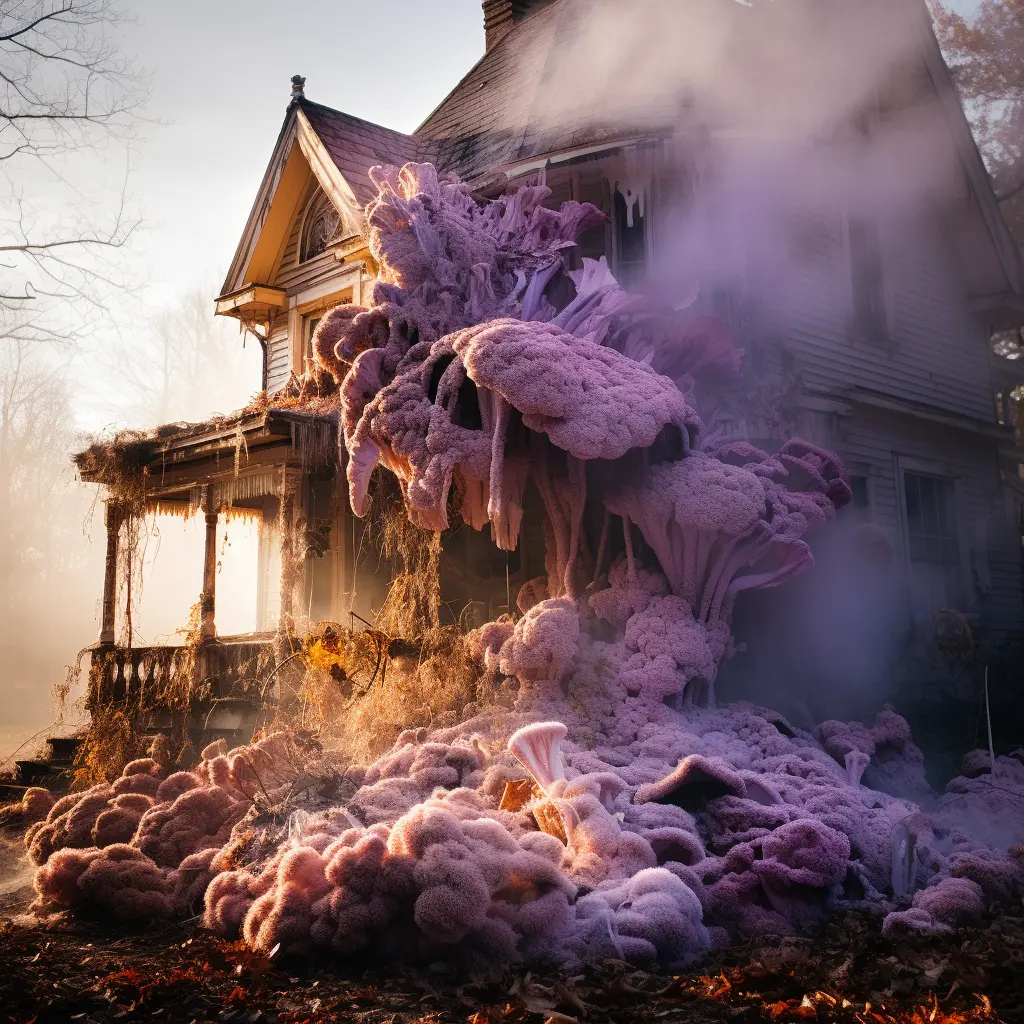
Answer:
(482, 0, 549, 51)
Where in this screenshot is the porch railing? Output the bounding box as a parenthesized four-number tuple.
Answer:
(89, 634, 277, 710)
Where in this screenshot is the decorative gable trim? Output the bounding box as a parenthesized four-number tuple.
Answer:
(218, 107, 369, 303)
(295, 108, 365, 243)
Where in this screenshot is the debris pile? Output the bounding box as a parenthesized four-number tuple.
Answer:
(21, 162, 1024, 968)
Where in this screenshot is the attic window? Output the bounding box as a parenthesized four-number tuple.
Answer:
(300, 190, 341, 263)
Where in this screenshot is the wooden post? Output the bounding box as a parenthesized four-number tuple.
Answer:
(201, 485, 218, 639)
(279, 468, 303, 628)
(99, 501, 123, 645)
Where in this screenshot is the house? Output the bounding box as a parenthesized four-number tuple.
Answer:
(75, 0, 1024, 740)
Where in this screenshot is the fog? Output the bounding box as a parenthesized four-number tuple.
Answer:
(0, 296, 263, 763)
(0, 0, 984, 760)
(520, 0, 969, 722)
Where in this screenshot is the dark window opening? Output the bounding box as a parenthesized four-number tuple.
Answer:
(614, 184, 646, 287)
(574, 170, 610, 266)
(300, 192, 340, 263)
(849, 218, 888, 341)
(849, 475, 870, 510)
(904, 472, 958, 566)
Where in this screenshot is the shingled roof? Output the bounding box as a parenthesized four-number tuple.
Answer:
(298, 98, 435, 206)
(414, 0, 681, 178)
(295, 0, 674, 194)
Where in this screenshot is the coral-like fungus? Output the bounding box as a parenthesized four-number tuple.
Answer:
(28, 161, 1024, 969)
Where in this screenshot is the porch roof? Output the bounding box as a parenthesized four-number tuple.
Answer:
(74, 407, 338, 504)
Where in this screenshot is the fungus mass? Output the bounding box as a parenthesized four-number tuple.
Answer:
(25, 163, 1024, 967)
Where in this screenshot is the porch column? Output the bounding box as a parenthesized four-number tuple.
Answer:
(201, 485, 218, 639)
(99, 500, 124, 645)
(279, 467, 303, 627)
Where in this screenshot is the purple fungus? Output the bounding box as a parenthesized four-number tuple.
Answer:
(507, 722, 568, 793)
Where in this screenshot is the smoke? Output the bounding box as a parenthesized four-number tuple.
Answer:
(514, 0, 969, 721)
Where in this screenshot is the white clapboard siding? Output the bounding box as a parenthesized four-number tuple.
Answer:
(266, 314, 291, 394)
(762, 211, 995, 424)
(264, 185, 364, 393)
(839, 407, 1022, 644)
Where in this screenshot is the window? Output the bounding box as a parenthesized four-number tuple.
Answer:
(303, 314, 322, 363)
(613, 183, 647, 287)
(848, 217, 888, 341)
(903, 472, 958, 566)
(849, 475, 870, 511)
(299, 191, 340, 263)
(571, 169, 610, 265)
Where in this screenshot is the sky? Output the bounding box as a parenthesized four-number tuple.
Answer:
(115, 0, 981, 313)
(4, 0, 993, 756)
(120, 0, 485, 309)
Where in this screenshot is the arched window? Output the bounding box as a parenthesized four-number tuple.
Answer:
(299, 190, 341, 263)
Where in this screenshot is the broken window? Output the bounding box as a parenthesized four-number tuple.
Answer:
(903, 472, 958, 566)
(848, 217, 888, 342)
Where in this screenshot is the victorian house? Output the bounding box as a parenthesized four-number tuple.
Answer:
(75, 0, 1024, 739)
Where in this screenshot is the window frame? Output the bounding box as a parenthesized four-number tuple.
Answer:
(297, 189, 342, 265)
(611, 179, 652, 287)
(287, 285, 354, 375)
(894, 455, 968, 602)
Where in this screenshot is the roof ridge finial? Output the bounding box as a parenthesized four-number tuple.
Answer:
(291, 75, 306, 103)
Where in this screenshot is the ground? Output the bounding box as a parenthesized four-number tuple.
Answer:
(0, 905, 1021, 1024)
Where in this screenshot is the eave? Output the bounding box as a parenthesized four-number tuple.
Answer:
(918, 3, 1024, 298)
(75, 409, 338, 503)
(969, 293, 1024, 333)
(218, 104, 369, 304)
(215, 284, 288, 323)
(833, 384, 1013, 442)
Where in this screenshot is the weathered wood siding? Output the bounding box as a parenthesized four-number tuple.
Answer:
(766, 210, 996, 422)
(266, 313, 291, 393)
(265, 185, 357, 393)
(713, 192, 1022, 652)
(839, 407, 1021, 650)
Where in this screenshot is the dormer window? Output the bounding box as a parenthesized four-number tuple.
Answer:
(300, 190, 341, 263)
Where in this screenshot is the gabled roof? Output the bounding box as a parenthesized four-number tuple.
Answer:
(219, 98, 427, 299)
(221, 0, 1021, 311)
(299, 99, 433, 206)
(414, 0, 679, 179)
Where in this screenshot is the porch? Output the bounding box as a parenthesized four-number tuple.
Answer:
(74, 407, 341, 743)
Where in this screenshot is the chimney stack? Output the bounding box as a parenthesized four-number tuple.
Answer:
(482, 0, 549, 51)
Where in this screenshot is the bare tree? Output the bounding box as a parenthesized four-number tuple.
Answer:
(0, 2, 144, 752)
(0, 0, 146, 338)
(0, 337, 96, 742)
(106, 285, 262, 428)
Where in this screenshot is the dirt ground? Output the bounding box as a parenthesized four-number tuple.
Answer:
(0, 897, 1021, 1024)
